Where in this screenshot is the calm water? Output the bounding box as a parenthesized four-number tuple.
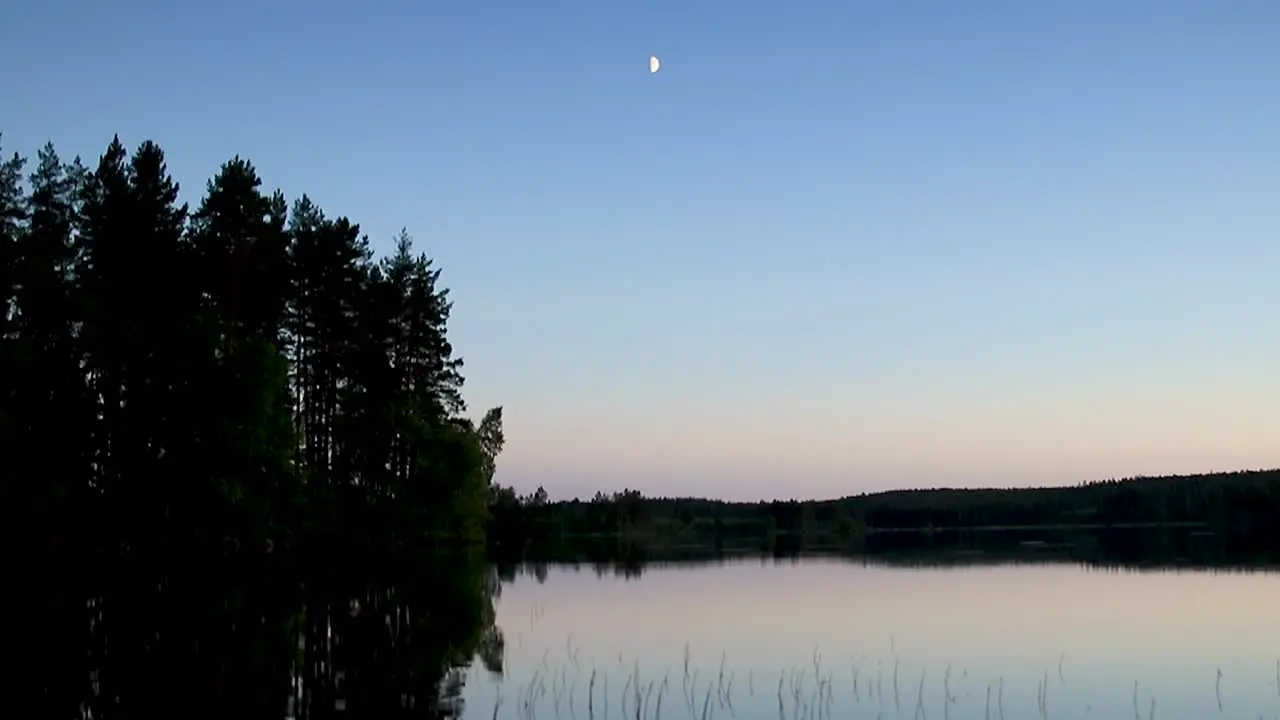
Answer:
(20, 532, 1280, 718)
(464, 556, 1280, 720)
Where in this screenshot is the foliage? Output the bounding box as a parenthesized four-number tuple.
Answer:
(0, 135, 505, 556)
(491, 470, 1280, 556)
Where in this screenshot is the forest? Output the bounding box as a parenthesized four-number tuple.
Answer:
(0, 134, 509, 559)
(489, 469, 1280, 556)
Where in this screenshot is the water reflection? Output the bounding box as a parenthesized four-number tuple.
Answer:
(497, 524, 1280, 575)
(16, 550, 504, 719)
(474, 528, 1280, 720)
(18, 528, 1280, 719)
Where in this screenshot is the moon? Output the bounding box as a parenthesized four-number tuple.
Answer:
(649, 56, 661, 74)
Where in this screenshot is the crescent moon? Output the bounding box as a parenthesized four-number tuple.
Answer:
(649, 56, 660, 74)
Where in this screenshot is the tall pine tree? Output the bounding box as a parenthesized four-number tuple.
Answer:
(0, 134, 506, 554)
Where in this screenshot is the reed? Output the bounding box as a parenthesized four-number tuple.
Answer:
(893, 657, 900, 710)
(479, 641, 1273, 720)
(588, 668, 596, 720)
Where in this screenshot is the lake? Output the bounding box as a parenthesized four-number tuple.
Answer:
(469, 548, 1280, 720)
(18, 530, 1280, 719)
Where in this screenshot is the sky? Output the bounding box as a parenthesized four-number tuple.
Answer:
(5, 0, 1280, 501)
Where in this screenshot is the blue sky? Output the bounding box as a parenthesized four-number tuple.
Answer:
(5, 0, 1280, 500)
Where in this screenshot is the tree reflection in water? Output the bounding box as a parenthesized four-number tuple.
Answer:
(16, 550, 505, 719)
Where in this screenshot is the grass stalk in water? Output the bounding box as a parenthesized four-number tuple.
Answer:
(716, 651, 727, 709)
(850, 660, 861, 704)
(1036, 669, 1047, 717)
(492, 642, 1280, 720)
(527, 669, 544, 720)
(655, 676, 669, 720)
(810, 650, 822, 720)
(914, 669, 926, 719)
(790, 665, 799, 720)
(632, 670, 644, 720)
(824, 673, 834, 717)
(681, 645, 691, 716)
(588, 669, 597, 720)
(997, 676, 1004, 720)
(893, 658, 900, 711)
(522, 676, 537, 720)
(553, 670, 564, 720)
(622, 670, 632, 720)
(688, 670, 700, 718)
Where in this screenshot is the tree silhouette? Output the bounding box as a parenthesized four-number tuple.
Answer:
(0, 134, 505, 557)
(491, 470, 1280, 558)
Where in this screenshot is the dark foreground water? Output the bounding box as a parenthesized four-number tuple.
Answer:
(17, 529, 1280, 719)
(14, 550, 505, 719)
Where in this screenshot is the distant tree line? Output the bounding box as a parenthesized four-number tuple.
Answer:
(0, 134, 507, 558)
(489, 470, 1280, 555)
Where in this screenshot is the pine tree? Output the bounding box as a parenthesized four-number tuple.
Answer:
(187, 157, 298, 545)
(9, 144, 91, 549)
(287, 199, 373, 539)
(76, 137, 193, 549)
(1, 134, 507, 553)
(0, 139, 28, 548)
